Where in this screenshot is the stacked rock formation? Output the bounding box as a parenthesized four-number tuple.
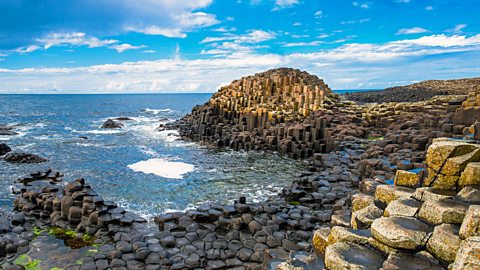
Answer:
(312, 139, 480, 269)
(171, 68, 342, 157)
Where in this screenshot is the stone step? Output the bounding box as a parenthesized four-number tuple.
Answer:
(384, 198, 422, 217)
(381, 251, 445, 270)
(450, 236, 480, 269)
(324, 242, 385, 270)
(417, 199, 468, 225)
(371, 216, 432, 250)
(427, 224, 462, 264)
(351, 205, 383, 230)
(374, 185, 415, 209)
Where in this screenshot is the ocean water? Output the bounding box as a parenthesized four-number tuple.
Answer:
(0, 94, 307, 220)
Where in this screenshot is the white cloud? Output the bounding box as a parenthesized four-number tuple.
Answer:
(396, 27, 429, 35)
(15, 45, 41, 54)
(341, 18, 370, 25)
(37, 32, 118, 49)
(201, 30, 276, 44)
(314, 10, 324, 18)
(282, 41, 323, 47)
(425, 6, 434, 11)
(109, 44, 147, 53)
(127, 12, 218, 38)
(395, 0, 410, 3)
(446, 24, 467, 33)
(352, 1, 372, 9)
(273, 0, 299, 10)
(1, 34, 480, 92)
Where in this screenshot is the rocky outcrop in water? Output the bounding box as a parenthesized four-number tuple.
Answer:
(101, 119, 124, 129)
(0, 144, 11, 156)
(345, 77, 480, 103)
(3, 152, 48, 164)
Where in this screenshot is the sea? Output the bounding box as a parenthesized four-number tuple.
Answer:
(0, 94, 312, 220)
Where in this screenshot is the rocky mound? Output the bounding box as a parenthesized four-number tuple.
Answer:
(0, 143, 11, 156)
(3, 152, 48, 163)
(345, 77, 480, 103)
(101, 119, 124, 129)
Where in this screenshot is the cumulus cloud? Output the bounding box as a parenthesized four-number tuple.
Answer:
(1, 34, 480, 93)
(0, 0, 217, 49)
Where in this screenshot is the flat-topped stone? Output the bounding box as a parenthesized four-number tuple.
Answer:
(417, 199, 468, 225)
(381, 251, 444, 270)
(351, 205, 383, 230)
(375, 185, 415, 209)
(371, 217, 432, 250)
(328, 226, 371, 246)
(324, 242, 385, 270)
(384, 198, 422, 217)
(351, 193, 375, 212)
(426, 224, 462, 263)
(394, 170, 421, 188)
(455, 186, 480, 203)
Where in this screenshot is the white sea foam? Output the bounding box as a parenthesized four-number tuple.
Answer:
(0, 137, 10, 141)
(128, 158, 195, 179)
(144, 108, 172, 115)
(85, 129, 123, 135)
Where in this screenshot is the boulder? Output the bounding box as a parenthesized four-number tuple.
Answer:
(459, 162, 480, 189)
(394, 170, 420, 188)
(455, 186, 480, 203)
(381, 251, 444, 270)
(327, 226, 371, 246)
(0, 143, 12, 156)
(351, 205, 383, 230)
(312, 227, 330, 255)
(3, 152, 48, 163)
(426, 140, 478, 172)
(374, 185, 415, 209)
(450, 236, 480, 269)
(384, 198, 422, 217)
(425, 140, 480, 190)
(426, 224, 462, 263)
(459, 205, 480, 239)
(101, 119, 124, 129)
(371, 217, 432, 250)
(417, 199, 468, 225)
(324, 242, 385, 270)
(351, 193, 375, 212)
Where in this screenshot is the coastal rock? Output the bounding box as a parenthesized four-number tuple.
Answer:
(371, 217, 432, 250)
(374, 185, 415, 209)
(324, 242, 385, 270)
(394, 170, 420, 188)
(351, 205, 383, 230)
(417, 199, 468, 225)
(459, 162, 480, 189)
(0, 143, 12, 156)
(312, 227, 330, 255)
(459, 205, 480, 239)
(101, 119, 124, 129)
(450, 236, 480, 269)
(427, 224, 462, 263)
(3, 152, 48, 163)
(384, 198, 422, 217)
(381, 251, 444, 270)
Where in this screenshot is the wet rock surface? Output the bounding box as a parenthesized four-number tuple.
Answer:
(0, 144, 12, 156)
(101, 119, 124, 129)
(3, 152, 48, 164)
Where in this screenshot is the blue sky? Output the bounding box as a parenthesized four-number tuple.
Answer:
(0, 0, 479, 93)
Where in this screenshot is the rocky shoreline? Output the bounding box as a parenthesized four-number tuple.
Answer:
(1, 68, 480, 269)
